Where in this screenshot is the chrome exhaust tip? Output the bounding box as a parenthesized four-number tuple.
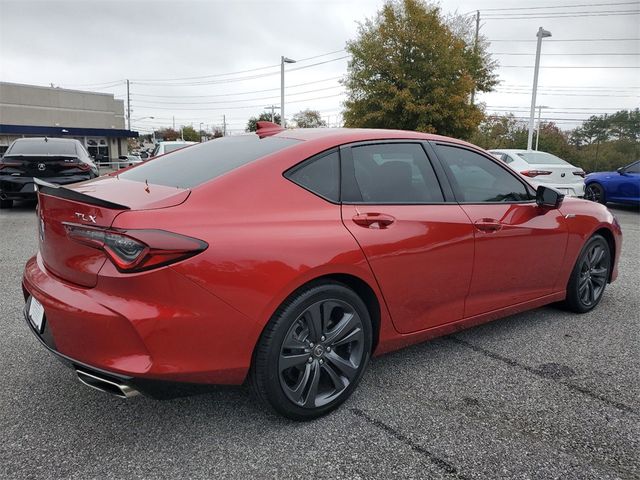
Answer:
(76, 369, 140, 398)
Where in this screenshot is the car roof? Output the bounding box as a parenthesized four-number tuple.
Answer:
(158, 141, 197, 145)
(271, 128, 475, 148)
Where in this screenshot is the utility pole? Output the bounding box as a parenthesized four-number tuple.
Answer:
(528, 27, 552, 150)
(222, 115, 227, 136)
(264, 105, 280, 123)
(470, 10, 480, 105)
(126, 79, 131, 131)
(172, 115, 175, 130)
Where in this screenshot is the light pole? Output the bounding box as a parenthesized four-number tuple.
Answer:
(527, 27, 551, 150)
(535, 105, 548, 151)
(281, 56, 296, 128)
(199, 122, 204, 142)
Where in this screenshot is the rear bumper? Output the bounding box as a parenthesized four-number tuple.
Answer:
(0, 174, 94, 200)
(546, 181, 585, 197)
(21, 253, 259, 388)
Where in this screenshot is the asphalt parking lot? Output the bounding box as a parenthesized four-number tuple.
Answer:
(1, 201, 638, 480)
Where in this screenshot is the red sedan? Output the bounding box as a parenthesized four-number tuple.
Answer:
(22, 123, 622, 420)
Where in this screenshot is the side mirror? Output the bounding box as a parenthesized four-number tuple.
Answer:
(536, 185, 564, 209)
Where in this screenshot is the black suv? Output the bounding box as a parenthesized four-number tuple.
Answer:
(0, 137, 99, 208)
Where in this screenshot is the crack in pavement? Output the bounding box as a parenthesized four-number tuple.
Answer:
(350, 408, 470, 480)
(448, 336, 635, 414)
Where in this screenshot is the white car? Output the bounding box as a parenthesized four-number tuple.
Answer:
(150, 141, 197, 158)
(117, 155, 143, 168)
(488, 149, 585, 197)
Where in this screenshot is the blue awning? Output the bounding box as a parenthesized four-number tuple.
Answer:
(0, 124, 138, 138)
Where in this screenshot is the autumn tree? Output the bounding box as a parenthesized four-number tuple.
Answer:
(246, 112, 281, 132)
(156, 128, 180, 141)
(292, 109, 327, 128)
(343, 0, 497, 138)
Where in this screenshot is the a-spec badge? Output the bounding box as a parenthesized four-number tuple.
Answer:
(74, 212, 97, 224)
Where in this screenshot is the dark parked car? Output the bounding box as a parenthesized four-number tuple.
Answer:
(0, 137, 99, 208)
(584, 160, 640, 206)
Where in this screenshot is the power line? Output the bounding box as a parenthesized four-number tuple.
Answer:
(130, 77, 342, 99)
(491, 52, 639, 56)
(131, 92, 346, 111)
(477, 1, 639, 12)
(484, 11, 639, 20)
(488, 37, 639, 42)
(130, 85, 344, 105)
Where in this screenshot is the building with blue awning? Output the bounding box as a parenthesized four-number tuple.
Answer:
(0, 82, 138, 160)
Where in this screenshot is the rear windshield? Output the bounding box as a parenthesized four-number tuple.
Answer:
(120, 134, 300, 188)
(7, 139, 77, 156)
(516, 151, 570, 166)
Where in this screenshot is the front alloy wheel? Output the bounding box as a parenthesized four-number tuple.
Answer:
(564, 234, 611, 313)
(251, 282, 372, 420)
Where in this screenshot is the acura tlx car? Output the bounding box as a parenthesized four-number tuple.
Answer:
(22, 123, 621, 420)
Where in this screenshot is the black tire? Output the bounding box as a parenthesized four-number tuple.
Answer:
(250, 281, 372, 420)
(563, 234, 611, 313)
(0, 199, 13, 209)
(584, 183, 606, 204)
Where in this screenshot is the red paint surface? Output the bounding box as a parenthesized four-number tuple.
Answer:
(22, 129, 622, 385)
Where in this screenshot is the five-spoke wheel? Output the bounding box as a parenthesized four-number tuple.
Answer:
(251, 282, 372, 420)
(564, 234, 611, 313)
(279, 299, 365, 408)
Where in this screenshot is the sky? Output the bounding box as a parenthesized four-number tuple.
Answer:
(0, 0, 638, 135)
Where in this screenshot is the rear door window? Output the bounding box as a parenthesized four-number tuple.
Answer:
(342, 143, 444, 203)
(120, 135, 299, 188)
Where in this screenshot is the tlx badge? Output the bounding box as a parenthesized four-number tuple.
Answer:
(74, 212, 97, 223)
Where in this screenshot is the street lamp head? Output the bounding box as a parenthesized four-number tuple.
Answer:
(537, 27, 552, 38)
(282, 56, 296, 64)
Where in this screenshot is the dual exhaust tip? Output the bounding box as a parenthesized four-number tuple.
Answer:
(76, 369, 140, 399)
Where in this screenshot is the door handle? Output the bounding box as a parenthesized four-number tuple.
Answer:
(352, 213, 395, 229)
(474, 218, 503, 233)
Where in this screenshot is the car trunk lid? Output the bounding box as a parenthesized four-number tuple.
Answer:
(36, 176, 189, 287)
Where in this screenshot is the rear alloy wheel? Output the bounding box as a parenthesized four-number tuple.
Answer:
(564, 235, 611, 313)
(584, 183, 606, 204)
(251, 282, 372, 420)
(0, 199, 13, 209)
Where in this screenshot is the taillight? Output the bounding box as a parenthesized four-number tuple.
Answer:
(573, 170, 586, 178)
(0, 160, 22, 170)
(62, 160, 91, 171)
(520, 170, 552, 177)
(63, 223, 207, 272)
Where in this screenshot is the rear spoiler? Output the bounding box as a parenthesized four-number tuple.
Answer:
(255, 121, 284, 138)
(34, 178, 130, 210)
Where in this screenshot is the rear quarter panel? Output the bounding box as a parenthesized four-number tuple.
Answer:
(110, 140, 398, 360)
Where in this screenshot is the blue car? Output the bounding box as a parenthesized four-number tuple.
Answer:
(585, 160, 640, 206)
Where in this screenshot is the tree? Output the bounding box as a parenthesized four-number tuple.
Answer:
(292, 109, 327, 128)
(342, 0, 497, 139)
(155, 128, 180, 141)
(181, 125, 199, 142)
(246, 112, 281, 132)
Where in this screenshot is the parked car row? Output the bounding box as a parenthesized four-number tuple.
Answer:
(489, 149, 639, 206)
(1, 136, 637, 209)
